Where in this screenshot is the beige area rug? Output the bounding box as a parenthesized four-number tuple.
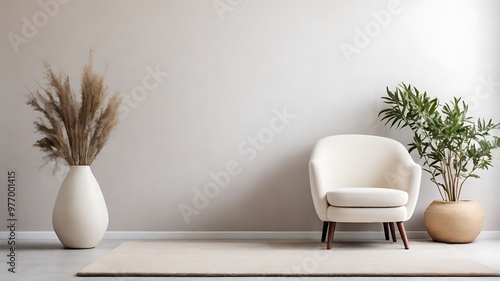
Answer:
(77, 240, 500, 277)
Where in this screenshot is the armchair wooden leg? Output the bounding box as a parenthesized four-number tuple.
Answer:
(383, 222, 389, 240)
(389, 222, 397, 242)
(321, 221, 329, 243)
(326, 222, 336, 250)
(396, 221, 409, 250)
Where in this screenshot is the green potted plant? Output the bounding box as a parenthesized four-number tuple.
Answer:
(27, 50, 122, 248)
(379, 83, 500, 243)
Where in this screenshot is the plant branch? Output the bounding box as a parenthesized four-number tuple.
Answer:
(379, 83, 500, 201)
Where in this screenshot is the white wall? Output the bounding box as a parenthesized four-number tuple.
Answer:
(0, 0, 499, 232)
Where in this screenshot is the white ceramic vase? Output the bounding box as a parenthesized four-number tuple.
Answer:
(52, 166, 108, 249)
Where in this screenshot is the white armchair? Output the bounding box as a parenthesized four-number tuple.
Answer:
(309, 134, 421, 249)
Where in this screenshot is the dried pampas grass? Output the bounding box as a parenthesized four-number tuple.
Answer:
(27, 51, 122, 173)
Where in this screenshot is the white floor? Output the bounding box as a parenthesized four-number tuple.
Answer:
(2, 238, 500, 281)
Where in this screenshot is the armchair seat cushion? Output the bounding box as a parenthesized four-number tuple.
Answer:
(326, 187, 408, 207)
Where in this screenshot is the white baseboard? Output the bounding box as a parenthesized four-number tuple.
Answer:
(1, 230, 499, 240)
(103, 231, 433, 240)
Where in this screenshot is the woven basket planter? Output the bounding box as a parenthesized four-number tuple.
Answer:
(424, 200, 484, 243)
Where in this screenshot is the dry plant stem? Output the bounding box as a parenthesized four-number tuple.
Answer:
(27, 50, 122, 173)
